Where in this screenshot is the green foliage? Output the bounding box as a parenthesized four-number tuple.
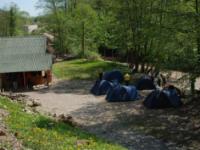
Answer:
(0, 9, 10, 36)
(82, 50, 101, 61)
(9, 6, 17, 36)
(1, 0, 200, 88)
(0, 97, 126, 150)
(53, 59, 129, 80)
(0, 3, 31, 36)
(38, 0, 100, 55)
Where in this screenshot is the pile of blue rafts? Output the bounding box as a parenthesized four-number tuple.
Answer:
(90, 71, 182, 108)
(90, 70, 139, 102)
(106, 85, 139, 102)
(90, 70, 123, 96)
(136, 75, 156, 90)
(143, 85, 182, 109)
(90, 80, 118, 96)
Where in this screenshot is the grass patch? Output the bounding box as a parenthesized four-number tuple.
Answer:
(0, 97, 126, 150)
(53, 59, 130, 80)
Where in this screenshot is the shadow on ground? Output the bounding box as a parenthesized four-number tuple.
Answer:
(20, 78, 200, 150)
(26, 80, 94, 95)
(69, 100, 200, 150)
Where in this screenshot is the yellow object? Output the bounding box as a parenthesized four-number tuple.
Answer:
(124, 73, 131, 81)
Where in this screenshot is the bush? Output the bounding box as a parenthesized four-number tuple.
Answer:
(83, 51, 102, 61)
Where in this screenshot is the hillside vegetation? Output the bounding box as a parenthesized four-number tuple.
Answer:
(53, 59, 129, 80)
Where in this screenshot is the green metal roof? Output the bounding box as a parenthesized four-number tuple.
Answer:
(0, 36, 52, 73)
(0, 36, 46, 55)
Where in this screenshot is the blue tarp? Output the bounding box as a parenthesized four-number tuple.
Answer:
(90, 80, 118, 96)
(106, 85, 139, 102)
(102, 70, 123, 83)
(162, 88, 182, 108)
(136, 75, 156, 90)
(90, 70, 123, 96)
(143, 87, 182, 109)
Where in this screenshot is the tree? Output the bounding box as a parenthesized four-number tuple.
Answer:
(9, 5, 17, 36)
(0, 3, 31, 36)
(0, 9, 10, 36)
(37, 0, 200, 93)
(37, 0, 99, 56)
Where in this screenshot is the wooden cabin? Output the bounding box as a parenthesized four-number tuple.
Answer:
(0, 36, 53, 91)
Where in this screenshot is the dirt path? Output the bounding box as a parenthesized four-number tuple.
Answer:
(20, 80, 185, 150)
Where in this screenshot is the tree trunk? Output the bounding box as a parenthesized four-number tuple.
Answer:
(64, 0, 67, 15)
(141, 63, 145, 73)
(190, 74, 196, 95)
(196, 0, 200, 62)
(135, 63, 139, 72)
(81, 21, 85, 57)
(74, 0, 77, 9)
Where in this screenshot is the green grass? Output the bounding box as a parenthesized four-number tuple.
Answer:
(0, 97, 126, 150)
(53, 59, 130, 80)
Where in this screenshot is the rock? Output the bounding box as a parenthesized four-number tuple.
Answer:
(31, 107, 38, 113)
(23, 108, 33, 114)
(76, 140, 90, 147)
(26, 100, 33, 106)
(0, 130, 6, 136)
(27, 100, 41, 107)
(31, 101, 41, 107)
(58, 114, 77, 126)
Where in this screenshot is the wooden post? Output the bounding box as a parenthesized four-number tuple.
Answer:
(23, 72, 26, 89)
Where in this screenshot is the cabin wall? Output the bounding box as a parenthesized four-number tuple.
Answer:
(26, 70, 52, 86)
(1, 70, 52, 90)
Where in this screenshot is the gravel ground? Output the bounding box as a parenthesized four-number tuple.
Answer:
(18, 79, 187, 150)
